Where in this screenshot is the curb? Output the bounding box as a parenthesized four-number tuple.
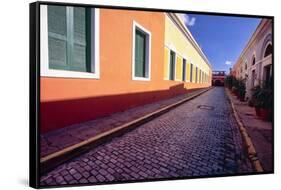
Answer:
(225, 88, 264, 172)
(41, 87, 214, 174)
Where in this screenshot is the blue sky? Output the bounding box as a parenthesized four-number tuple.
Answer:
(181, 14, 261, 73)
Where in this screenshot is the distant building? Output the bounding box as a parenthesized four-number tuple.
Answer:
(232, 19, 272, 100)
(212, 71, 226, 86)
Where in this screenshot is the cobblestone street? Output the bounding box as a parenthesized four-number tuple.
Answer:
(40, 87, 253, 186)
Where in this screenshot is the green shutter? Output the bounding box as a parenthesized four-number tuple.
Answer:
(72, 7, 87, 72)
(135, 30, 146, 77)
(48, 5, 67, 70)
(169, 51, 175, 80)
(182, 59, 186, 81)
(47, 6, 91, 73)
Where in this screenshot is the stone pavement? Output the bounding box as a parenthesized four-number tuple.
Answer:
(41, 88, 207, 157)
(226, 89, 273, 172)
(40, 87, 253, 186)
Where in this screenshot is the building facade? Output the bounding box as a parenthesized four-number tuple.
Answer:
(212, 71, 226, 86)
(40, 5, 212, 133)
(232, 19, 272, 99)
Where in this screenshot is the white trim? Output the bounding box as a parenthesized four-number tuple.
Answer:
(262, 41, 272, 58)
(190, 61, 194, 83)
(169, 49, 177, 81)
(251, 52, 256, 65)
(166, 13, 212, 69)
(40, 5, 100, 79)
(164, 47, 170, 80)
(132, 21, 152, 81)
(165, 43, 186, 60)
(94, 8, 100, 78)
(165, 44, 189, 82)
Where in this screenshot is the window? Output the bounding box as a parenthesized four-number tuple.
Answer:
(132, 21, 151, 81)
(169, 50, 175, 80)
(190, 63, 193, 82)
(264, 44, 272, 57)
(182, 59, 186, 81)
(252, 57, 256, 65)
(41, 5, 100, 78)
(245, 62, 247, 70)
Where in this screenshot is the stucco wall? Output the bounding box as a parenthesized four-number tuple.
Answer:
(232, 19, 272, 99)
(40, 9, 211, 133)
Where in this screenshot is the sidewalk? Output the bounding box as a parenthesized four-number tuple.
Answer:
(225, 88, 273, 172)
(41, 87, 211, 160)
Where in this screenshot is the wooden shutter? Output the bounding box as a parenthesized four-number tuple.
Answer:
(48, 6, 91, 73)
(135, 30, 146, 77)
(48, 5, 67, 70)
(182, 59, 186, 81)
(169, 51, 175, 80)
(72, 7, 88, 72)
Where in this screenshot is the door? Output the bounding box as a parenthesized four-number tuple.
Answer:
(182, 59, 186, 81)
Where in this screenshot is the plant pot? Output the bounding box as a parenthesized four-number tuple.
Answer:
(236, 92, 240, 98)
(259, 108, 272, 121)
(239, 96, 244, 102)
(255, 107, 261, 117)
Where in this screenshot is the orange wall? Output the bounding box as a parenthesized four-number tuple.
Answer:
(40, 9, 210, 133)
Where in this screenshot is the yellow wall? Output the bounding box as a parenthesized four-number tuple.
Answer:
(164, 14, 211, 84)
(176, 55, 183, 81)
(164, 47, 170, 79)
(186, 63, 190, 81)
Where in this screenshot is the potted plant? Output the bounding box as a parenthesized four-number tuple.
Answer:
(232, 86, 238, 96)
(260, 78, 273, 121)
(251, 85, 262, 116)
(230, 78, 239, 96)
(251, 78, 273, 121)
(238, 79, 246, 101)
(225, 75, 235, 90)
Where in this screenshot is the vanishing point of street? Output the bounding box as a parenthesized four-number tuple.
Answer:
(41, 87, 253, 186)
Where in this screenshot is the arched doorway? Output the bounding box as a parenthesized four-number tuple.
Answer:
(264, 43, 272, 57)
(263, 43, 272, 84)
(251, 55, 256, 88)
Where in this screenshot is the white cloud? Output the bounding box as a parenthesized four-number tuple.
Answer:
(181, 14, 196, 27)
(225, 60, 232, 65)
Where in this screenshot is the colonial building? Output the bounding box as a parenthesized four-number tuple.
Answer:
(40, 5, 212, 133)
(232, 19, 272, 99)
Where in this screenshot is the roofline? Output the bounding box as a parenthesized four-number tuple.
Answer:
(166, 13, 212, 69)
(234, 18, 272, 64)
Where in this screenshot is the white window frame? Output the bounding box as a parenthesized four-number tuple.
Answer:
(132, 21, 152, 81)
(40, 5, 100, 79)
(165, 44, 176, 81)
(163, 47, 170, 81)
(190, 61, 196, 83)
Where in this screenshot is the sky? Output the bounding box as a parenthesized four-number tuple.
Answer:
(181, 14, 261, 73)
